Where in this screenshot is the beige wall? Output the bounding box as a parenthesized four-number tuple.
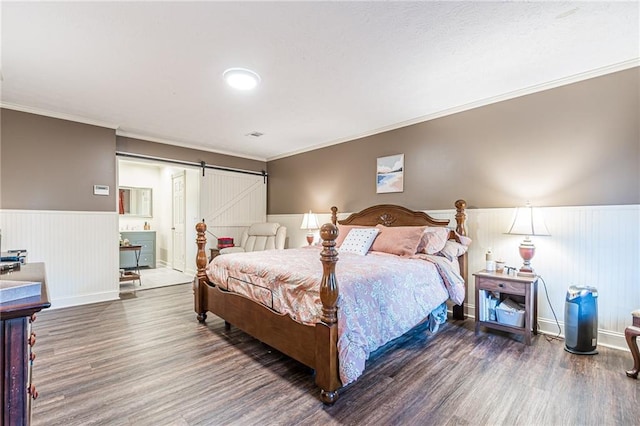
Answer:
(3, 67, 637, 215)
(267, 67, 640, 214)
(1, 109, 117, 211)
(0, 111, 268, 212)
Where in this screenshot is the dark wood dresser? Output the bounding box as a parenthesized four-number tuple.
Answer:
(1, 263, 50, 425)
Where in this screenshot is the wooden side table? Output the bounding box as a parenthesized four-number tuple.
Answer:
(209, 248, 220, 262)
(119, 245, 142, 285)
(474, 270, 538, 345)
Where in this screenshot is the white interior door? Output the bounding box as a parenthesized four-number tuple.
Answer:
(171, 171, 186, 272)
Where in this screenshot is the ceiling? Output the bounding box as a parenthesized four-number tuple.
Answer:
(1, 2, 638, 161)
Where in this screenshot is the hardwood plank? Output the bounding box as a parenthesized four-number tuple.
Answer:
(30, 284, 639, 425)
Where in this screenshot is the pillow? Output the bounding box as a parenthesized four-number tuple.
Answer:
(339, 228, 379, 255)
(370, 225, 427, 257)
(335, 224, 368, 247)
(417, 227, 450, 254)
(457, 233, 473, 247)
(248, 222, 280, 236)
(437, 240, 469, 262)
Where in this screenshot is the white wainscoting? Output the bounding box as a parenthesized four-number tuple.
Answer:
(270, 204, 639, 351)
(2, 205, 634, 351)
(1, 210, 120, 309)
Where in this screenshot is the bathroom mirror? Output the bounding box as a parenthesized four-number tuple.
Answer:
(118, 187, 153, 217)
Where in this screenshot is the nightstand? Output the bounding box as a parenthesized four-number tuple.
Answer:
(474, 270, 539, 345)
(209, 248, 220, 262)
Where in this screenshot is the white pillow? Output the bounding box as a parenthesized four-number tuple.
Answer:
(339, 228, 379, 255)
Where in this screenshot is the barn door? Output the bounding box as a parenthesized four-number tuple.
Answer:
(199, 169, 266, 245)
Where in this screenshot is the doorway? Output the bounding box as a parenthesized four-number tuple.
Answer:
(117, 158, 194, 291)
(171, 171, 186, 272)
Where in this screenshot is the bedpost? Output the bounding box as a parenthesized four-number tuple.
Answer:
(453, 199, 467, 320)
(331, 206, 338, 225)
(319, 223, 339, 324)
(315, 222, 341, 404)
(455, 199, 467, 237)
(195, 221, 208, 322)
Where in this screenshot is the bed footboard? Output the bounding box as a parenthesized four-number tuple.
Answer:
(193, 219, 343, 403)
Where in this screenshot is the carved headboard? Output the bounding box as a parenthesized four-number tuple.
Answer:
(328, 200, 468, 320)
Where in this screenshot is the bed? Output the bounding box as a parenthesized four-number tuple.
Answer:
(194, 200, 468, 404)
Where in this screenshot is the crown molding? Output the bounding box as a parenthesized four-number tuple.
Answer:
(0, 102, 266, 162)
(115, 130, 267, 163)
(0, 102, 120, 129)
(2, 58, 637, 164)
(267, 59, 640, 161)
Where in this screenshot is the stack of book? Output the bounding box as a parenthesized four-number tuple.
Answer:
(0, 261, 21, 273)
(1, 250, 28, 264)
(0, 250, 28, 274)
(478, 290, 501, 322)
(217, 237, 234, 249)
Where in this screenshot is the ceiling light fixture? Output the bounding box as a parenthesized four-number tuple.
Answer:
(223, 68, 261, 91)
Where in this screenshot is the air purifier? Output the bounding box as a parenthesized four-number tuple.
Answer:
(564, 285, 598, 355)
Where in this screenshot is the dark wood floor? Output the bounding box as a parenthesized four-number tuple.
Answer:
(31, 283, 638, 425)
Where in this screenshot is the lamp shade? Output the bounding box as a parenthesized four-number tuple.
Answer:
(506, 203, 550, 236)
(300, 211, 320, 231)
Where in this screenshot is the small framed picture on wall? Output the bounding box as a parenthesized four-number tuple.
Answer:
(376, 154, 404, 193)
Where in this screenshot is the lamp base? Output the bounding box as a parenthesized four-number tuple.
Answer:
(517, 238, 537, 277)
(306, 234, 314, 246)
(517, 268, 536, 277)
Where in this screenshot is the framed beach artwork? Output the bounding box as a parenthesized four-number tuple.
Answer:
(376, 154, 404, 193)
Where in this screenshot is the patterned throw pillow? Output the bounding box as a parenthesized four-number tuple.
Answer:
(339, 228, 379, 255)
(335, 224, 368, 247)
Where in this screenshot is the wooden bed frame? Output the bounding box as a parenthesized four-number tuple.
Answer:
(194, 200, 468, 404)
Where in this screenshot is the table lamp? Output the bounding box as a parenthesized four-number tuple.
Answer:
(300, 210, 320, 245)
(505, 202, 550, 277)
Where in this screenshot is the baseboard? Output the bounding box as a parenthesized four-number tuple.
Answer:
(49, 290, 120, 310)
(461, 303, 629, 352)
(536, 317, 627, 352)
(183, 266, 197, 277)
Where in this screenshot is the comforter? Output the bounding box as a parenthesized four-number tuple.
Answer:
(206, 246, 465, 385)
